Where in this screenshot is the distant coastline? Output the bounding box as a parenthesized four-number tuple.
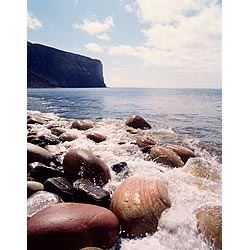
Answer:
(27, 42, 106, 88)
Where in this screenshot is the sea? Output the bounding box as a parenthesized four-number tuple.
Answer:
(27, 88, 222, 250)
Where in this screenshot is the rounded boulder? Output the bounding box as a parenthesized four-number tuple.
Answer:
(125, 115, 151, 129)
(27, 203, 120, 250)
(149, 146, 183, 168)
(63, 148, 111, 185)
(27, 142, 52, 165)
(110, 176, 171, 236)
(196, 205, 222, 250)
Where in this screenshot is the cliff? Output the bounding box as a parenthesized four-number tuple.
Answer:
(27, 42, 106, 88)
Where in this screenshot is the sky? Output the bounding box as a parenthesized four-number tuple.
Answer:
(27, 0, 222, 88)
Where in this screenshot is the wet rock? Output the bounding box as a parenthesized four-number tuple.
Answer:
(79, 248, 103, 250)
(27, 116, 46, 125)
(163, 143, 196, 163)
(28, 164, 64, 184)
(73, 179, 110, 208)
(27, 191, 62, 219)
(183, 158, 221, 181)
(111, 162, 128, 174)
(71, 120, 93, 130)
(27, 203, 120, 250)
(149, 146, 184, 168)
(29, 134, 60, 148)
(125, 115, 151, 129)
(27, 181, 44, 197)
(27, 142, 52, 165)
(136, 136, 156, 148)
(59, 131, 79, 142)
(63, 148, 111, 185)
(44, 177, 73, 202)
(87, 133, 107, 143)
(50, 127, 67, 136)
(196, 205, 222, 250)
(111, 176, 171, 237)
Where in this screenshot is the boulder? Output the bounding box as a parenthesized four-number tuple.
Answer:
(63, 148, 111, 185)
(44, 177, 73, 202)
(110, 176, 171, 236)
(125, 115, 151, 129)
(59, 132, 79, 142)
(27, 191, 62, 219)
(71, 120, 93, 130)
(27, 203, 120, 250)
(149, 146, 183, 168)
(73, 179, 110, 208)
(27, 143, 52, 165)
(163, 144, 196, 163)
(196, 205, 222, 250)
(87, 133, 107, 143)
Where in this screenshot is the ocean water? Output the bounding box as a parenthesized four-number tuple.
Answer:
(27, 88, 222, 250)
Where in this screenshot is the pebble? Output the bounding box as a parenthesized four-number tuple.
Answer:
(27, 142, 52, 165)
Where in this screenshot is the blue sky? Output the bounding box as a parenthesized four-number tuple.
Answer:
(27, 0, 222, 88)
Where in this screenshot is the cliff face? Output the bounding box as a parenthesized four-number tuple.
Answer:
(27, 42, 106, 88)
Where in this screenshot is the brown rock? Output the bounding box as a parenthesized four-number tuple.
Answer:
(196, 205, 222, 250)
(163, 143, 196, 163)
(136, 136, 156, 148)
(110, 176, 171, 236)
(63, 148, 111, 185)
(50, 127, 67, 136)
(27, 116, 46, 125)
(149, 146, 183, 168)
(71, 120, 93, 130)
(125, 115, 151, 129)
(87, 133, 107, 143)
(27, 143, 52, 165)
(59, 132, 79, 142)
(27, 203, 120, 250)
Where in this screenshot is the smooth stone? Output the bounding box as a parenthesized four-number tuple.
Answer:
(149, 146, 184, 168)
(29, 134, 60, 148)
(163, 143, 196, 163)
(136, 136, 156, 148)
(27, 191, 62, 219)
(28, 164, 64, 184)
(63, 148, 111, 185)
(73, 179, 110, 208)
(27, 142, 52, 165)
(27, 181, 44, 197)
(27, 203, 120, 250)
(125, 115, 151, 129)
(111, 176, 171, 237)
(196, 205, 222, 250)
(86, 133, 107, 143)
(79, 248, 103, 250)
(27, 116, 46, 125)
(44, 177, 73, 202)
(71, 120, 93, 130)
(50, 127, 67, 136)
(183, 158, 221, 181)
(59, 132, 79, 142)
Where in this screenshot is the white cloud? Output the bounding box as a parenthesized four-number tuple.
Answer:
(84, 43, 104, 53)
(109, 1, 221, 74)
(27, 11, 42, 30)
(73, 16, 114, 40)
(125, 4, 133, 13)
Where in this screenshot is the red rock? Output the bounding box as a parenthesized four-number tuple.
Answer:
(110, 176, 171, 236)
(149, 146, 183, 168)
(71, 120, 93, 130)
(196, 205, 222, 250)
(63, 148, 111, 185)
(59, 132, 79, 142)
(125, 115, 151, 129)
(163, 144, 196, 163)
(87, 133, 107, 143)
(27, 203, 120, 250)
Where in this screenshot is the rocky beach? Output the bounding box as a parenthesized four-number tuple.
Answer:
(27, 110, 222, 250)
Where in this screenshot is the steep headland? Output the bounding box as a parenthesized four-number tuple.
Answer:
(27, 42, 106, 88)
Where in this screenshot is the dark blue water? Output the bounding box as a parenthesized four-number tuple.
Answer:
(27, 88, 221, 149)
